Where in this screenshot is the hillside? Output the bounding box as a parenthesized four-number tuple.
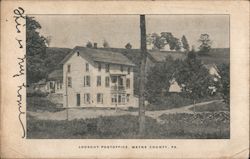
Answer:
(44, 47, 72, 73)
(198, 48, 230, 65)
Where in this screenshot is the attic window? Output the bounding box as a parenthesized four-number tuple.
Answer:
(77, 51, 80, 56)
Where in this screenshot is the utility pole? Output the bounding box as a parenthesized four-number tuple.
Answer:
(66, 71, 69, 121)
(138, 15, 147, 137)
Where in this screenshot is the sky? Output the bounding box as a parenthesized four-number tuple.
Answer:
(33, 15, 229, 49)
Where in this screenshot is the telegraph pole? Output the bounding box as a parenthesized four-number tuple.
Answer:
(138, 15, 147, 137)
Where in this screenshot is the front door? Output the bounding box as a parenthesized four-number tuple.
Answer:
(76, 93, 80, 106)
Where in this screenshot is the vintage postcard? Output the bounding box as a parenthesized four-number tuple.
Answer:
(1, 0, 249, 158)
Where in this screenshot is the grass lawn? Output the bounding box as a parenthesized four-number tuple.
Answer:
(27, 96, 64, 112)
(27, 112, 229, 139)
(188, 101, 229, 112)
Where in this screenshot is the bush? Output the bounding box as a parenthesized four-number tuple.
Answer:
(27, 91, 49, 97)
(27, 113, 229, 139)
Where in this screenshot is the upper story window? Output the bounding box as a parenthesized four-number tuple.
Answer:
(97, 76, 101, 86)
(67, 77, 72, 87)
(120, 65, 123, 72)
(97, 93, 103, 104)
(67, 64, 71, 73)
(126, 78, 130, 89)
(105, 76, 110, 87)
(84, 93, 90, 104)
(86, 63, 89, 72)
(84, 76, 90, 87)
(127, 67, 130, 74)
(98, 63, 101, 72)
(105, 64, 110, 72)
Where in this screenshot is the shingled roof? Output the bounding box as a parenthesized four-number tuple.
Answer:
(148, 50, 186, 62)
(47, 69, 63, 81)
(60, 46, 135, 66)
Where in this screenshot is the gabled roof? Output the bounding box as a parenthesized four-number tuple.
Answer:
(147, 50, 186, 62)
(48, 69, 63, 81)
(61, 46, 135, 66)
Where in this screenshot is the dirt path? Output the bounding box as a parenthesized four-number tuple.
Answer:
(145, 100, 221, 122)
(28, 100, 221, 121)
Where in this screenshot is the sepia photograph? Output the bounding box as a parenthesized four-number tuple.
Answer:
(26, 14, 230, 139)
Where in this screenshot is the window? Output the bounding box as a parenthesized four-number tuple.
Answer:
(84, 93, 90, 104)
(118, 77, 123, 86)
(77, 51, 80, 56)
(84, 76, 90, 87)
(126, 79, 130, 88)
(56, 82, 59, 89)
(97, 76, 101, 86)
(127, 67, 130, 74)
(97, 93, 103, 104)
(126, 94, 130, 102)
(67, 64, 71, 73)
(111, 94, 117, 104)
(105, 76, 110, 87)
(105, 64, 110, 72)
(120, 65, 123, 72)
(111, 76, 117, 83)
(86, 63, 89, 72)
(98, 63, 101, 72)
(67, 77, 72, 87)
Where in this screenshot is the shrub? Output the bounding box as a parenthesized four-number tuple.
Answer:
(27, 113, 229, 139)
(27, 91, 49, 97)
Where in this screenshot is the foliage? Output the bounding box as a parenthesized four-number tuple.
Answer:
(198, 33, 212, 53)
(26, 16, 48, 84)
(86, 41, 93, 48)
(44, 47, 72, 73)
(103, 39, 110, 48)
(27, 91, 49, 97)
(147, 32, 181, 51)
(181, 35, 190, 51)
(125, 43, 132, 49)
(145, 56, 179, 103)
(27, 113, 229, 139)
(174, 50, 215, 103)
(217, 63, 230, 104)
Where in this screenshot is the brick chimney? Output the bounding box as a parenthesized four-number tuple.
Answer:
(94, 43, 97, 48)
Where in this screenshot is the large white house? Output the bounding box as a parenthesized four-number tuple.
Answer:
(61, 46, 137, 108)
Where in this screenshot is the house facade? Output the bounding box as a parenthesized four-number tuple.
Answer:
(62, 46, 137, 108)
(46, 69, 63, 94)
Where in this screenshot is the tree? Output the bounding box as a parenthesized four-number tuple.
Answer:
(125, 43, 132, 49)
(146, 56, 177, 102)
(150, 33, 165, 50)
(86, 41, 93, 48)
(103, 39, 110, 48)
(217, 64, 230, 104)
(181, 35, 190, 51)
(26, 16, 48, 84)
(147, 32, 181, 51)
(198, 33, 212, 53)
(45, 36, 52, 47)
(174, 50, 214, 109)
